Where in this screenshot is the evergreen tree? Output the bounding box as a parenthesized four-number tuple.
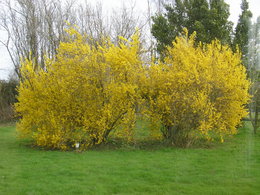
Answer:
(151, 0, 233, 56)
(151, 0, 187, 55)
(233, 0, 252, 67)
(186, 0, 209, 43)
(208, 0, 233, 45)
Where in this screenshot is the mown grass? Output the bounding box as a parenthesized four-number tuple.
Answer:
(0, 122, 260, 194)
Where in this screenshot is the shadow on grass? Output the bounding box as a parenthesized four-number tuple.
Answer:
(16, 136, 223, 153)
(12, 120, 250, 152)
(0, 119, 17, 127)
(93, 136, 227, 151)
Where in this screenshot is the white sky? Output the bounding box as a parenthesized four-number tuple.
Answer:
(0, 0, 259, 80)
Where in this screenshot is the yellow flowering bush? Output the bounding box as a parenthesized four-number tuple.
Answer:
(143, 30, 250, 146)
(16, 28, 143, 150)
(16, 27, 250, 149)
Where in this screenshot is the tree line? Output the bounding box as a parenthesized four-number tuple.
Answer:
(0, 0, 257, 76)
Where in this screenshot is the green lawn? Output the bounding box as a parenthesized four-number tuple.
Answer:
(0, 122, 260, 195)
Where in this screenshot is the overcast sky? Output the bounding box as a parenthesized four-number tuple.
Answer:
(0, 0, 259, 80)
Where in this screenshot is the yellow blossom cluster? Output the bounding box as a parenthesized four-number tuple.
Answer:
(16, 28, 144, 150)
(142, 29, 250, 146)
(16, 28, 250, 149)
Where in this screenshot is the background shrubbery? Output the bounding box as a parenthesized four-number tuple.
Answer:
(0, 79, 18, 122)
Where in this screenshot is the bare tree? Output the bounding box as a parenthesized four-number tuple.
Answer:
(0, 0, 77, 77)
(151, 0, 174, 14)
(0, 0, 150, 78)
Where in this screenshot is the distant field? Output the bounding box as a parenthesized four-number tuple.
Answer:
(0, 122, 259, 195)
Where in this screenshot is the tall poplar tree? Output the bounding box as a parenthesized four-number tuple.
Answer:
(248, 16, 260, 134)
(233, 0, 252, 67)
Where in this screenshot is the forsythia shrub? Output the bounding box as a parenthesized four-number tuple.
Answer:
(143, 29, 250, 147)
(15, 28, 143, 150)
